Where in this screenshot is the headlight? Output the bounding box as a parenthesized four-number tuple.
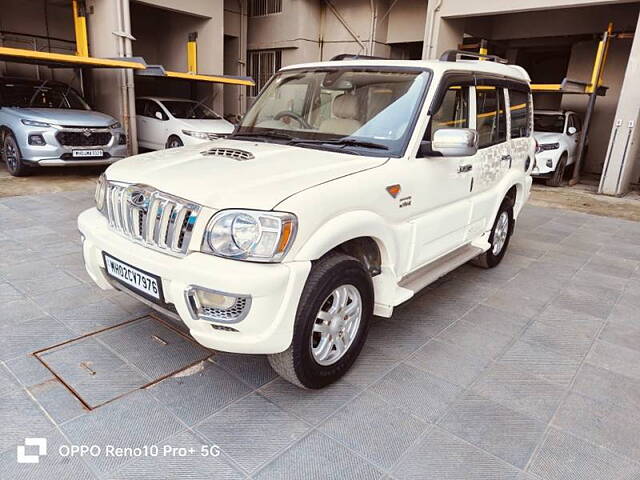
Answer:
(95, 173, 107, 213)
(202, 209, 297, 262)
(109, 121, 122, 129)
(536, 142, 560, 153)
(182, 130, 213, 140)
(21, 119, 51, 127)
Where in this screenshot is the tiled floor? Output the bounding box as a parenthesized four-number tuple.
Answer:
(2, 190, 640, 479)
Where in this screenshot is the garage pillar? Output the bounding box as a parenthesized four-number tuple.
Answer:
(599, 17, 640, 195)
(422, 9, 464, 60)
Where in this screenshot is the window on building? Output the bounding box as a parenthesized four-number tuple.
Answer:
(248, 50, 282, 97)
(509, 89, 531, 139)
(248, 0, 282, 17)
(476, 86, 507, 148)
(428, 86, 469, 139)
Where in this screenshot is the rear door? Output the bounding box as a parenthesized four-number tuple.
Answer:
(507, 87, 533, 172)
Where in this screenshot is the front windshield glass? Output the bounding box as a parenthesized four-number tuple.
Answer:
(237, 68, 431, 156)
(162, 100, 221, 120)
(0, 82, 89, 110)
(534, 114, 565, 133)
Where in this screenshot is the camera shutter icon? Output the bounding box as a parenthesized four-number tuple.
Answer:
(17, 438, 47, 464)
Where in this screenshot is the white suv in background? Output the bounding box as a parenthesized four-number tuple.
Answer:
(80, 53, 534, 388)
(532, 110, 584, 186)
(135, 97, 234, 150)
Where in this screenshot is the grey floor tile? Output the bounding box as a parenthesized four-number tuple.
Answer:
(460, 304, 530, 337)
(111, 430, 245, 479)
(366, 319, 432, 360)
(196, 392, 310, 473)
(529, 428, 640, 480)
(254, 430, 383, 480)
(499, 340, 581, 386)
(598, 316, 640, 353)
(437, 319, 514, 360)
(1, 299, 47, 327)
(147, 360, 251, 426)
(319, 391, 427, 470)
(581, 254, 639, 280)
(342, 345, 399, 388)
(49, 299, 135, 336)
(471, 363, 565, 422)
(95, 317, 210, 379)
(0, 388, 56, 453)
(60, 389, 183, 475)
(31, 283, 110, 313)
(212, 352, 277, 388)
(4, 354, 54, 387)
(572, 363, 640, 412)
(28, 379, 87, 424)
(552, 392, 640, 461)
(482, 284, 551, 318)
(106, 292, 153, 316)
(406, 339, 491, 387)
(438, 393, 547, 469)
(12, 270, 82, 297)
(0, 282, 23, 303)
(586, 340, 640, 381)
(550, 283, 619, 320)
(0, 316, 75, 362)
(392, 427, 521, 480)
(0, 362, 20, 397)
(259, 377, 359, 425)
(0, 429, 98, 480)
(519, 319, 599, 359)
(370, 363, 462, 422)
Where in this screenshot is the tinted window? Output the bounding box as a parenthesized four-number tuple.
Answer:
(161, 101, 221, 120)
(509, 90, 530, 138)
(476, 86, 507, 148)
(573, 115, 582, 131)
(534, 114, 565, 133)
(0, 81, 89, 110)
(427, 86, 469, 139)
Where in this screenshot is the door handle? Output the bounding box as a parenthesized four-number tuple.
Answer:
(458, 164, 472, 173)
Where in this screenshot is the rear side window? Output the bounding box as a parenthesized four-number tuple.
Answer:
(428, 86, 469, 139)
(476, 87, 507, 148)
(509, 90, 531, 139)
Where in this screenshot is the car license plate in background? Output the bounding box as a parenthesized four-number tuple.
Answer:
(103, 253, 162, 301)
(72, 149, 103, 158)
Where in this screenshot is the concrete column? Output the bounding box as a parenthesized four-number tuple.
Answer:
(599, 16, 640, 195)
(422, 6, 464, 60)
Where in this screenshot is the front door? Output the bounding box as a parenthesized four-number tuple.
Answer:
(407, 83, 474, 271)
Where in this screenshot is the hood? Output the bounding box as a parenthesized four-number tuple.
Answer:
(534, 131, 562, 144)
(7, 108, 116, 127)
(106, 139, 387, 210)
(177, 118, 235, 134)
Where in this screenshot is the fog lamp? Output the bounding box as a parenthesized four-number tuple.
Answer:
(28, 134, 46, 146)
(195, 290, 236, 310)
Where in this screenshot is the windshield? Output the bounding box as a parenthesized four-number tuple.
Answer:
(236, 68, 431, 156)
(0, 82, 89, 110)
(534, 114, 565, 133)
(162, 100, 221, 120)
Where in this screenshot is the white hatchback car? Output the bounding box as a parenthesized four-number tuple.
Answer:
(135, 97, 234, 150)
(80, 54, 534, 388)
(532, 110, 584, 186)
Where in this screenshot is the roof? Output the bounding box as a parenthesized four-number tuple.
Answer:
(280, 59, 531, 83)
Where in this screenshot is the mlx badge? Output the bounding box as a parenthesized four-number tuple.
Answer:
(399, 196, 412, 208)
(386, 184, 401, 198)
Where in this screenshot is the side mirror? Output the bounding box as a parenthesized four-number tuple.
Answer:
(155, 111, 164, 120)
(424, 128, 478, 157)
(567, 126, 577, 135)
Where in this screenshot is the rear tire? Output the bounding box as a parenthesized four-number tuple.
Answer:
(472, 199, 514, 269)
(546, 153, 567, 187)
(268, 253, 373, 389)
(2, 134, 31, 177)
(165, 136, 183, 149)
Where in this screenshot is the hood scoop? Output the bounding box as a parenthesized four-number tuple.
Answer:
(201, 147, 254, 161)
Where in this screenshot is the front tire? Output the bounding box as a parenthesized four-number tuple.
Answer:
(2, 134, 30, 177)
(165, 135, 183, 149)
(268, 253, 373, 389)
(472, 199, 514, 269)
(546, 153, 567, 187)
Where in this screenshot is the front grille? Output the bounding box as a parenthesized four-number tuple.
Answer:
(105, 182, 201, 256)
(57, 131, 112, 147)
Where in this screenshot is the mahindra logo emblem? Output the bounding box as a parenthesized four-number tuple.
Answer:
(82, 129, 92, 137)
(128, 190, 148, 210)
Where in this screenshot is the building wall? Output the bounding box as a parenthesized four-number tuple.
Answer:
(386, 0, 427, 44)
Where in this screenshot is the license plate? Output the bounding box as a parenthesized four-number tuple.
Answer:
(103, 253, 163, 302)
(72, 149, 103, 158)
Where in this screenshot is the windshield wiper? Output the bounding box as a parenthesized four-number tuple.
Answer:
(289, 138, 389, 150)
(231, 130, 294, 141)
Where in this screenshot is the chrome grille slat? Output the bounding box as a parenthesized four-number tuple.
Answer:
(104, 182, 201, 257)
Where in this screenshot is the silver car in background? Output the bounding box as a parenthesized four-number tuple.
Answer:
(0, 77, 127, 176)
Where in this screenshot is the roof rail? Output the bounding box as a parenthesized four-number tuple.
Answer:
(439, 50, 508, 64)
(330, 54, 387, 61)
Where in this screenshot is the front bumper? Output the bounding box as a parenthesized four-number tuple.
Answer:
(78, 208, 311, 354)
(532, 151, 562, 176)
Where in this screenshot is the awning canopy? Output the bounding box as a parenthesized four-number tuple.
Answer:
(0, 47, 146, 70)
(136, 65, 254, 86)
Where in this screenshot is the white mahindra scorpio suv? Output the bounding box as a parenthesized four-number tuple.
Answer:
(79, 52, 535, 388)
